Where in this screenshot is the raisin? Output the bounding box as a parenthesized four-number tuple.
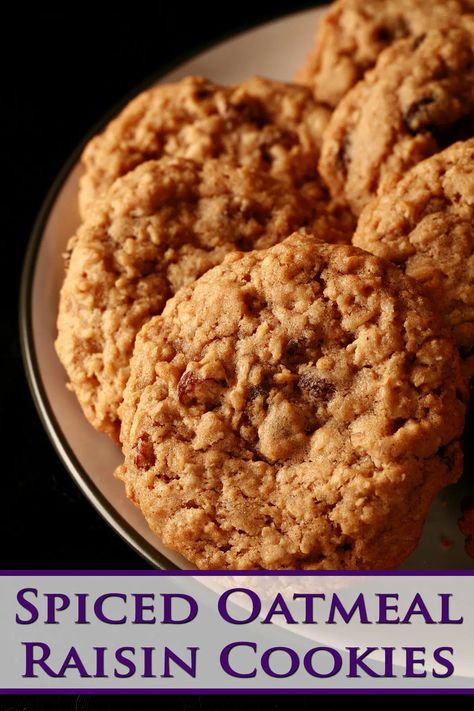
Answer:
(437, 443, 457, 470)
(177, 370, 197, 405)
(286, 339, 303, 359)
(233, 100, 269, 128)
(458, 497, 474, 559)
(177, 370, 226, 408)
(285, 338, 315, 367)
(134, 434, 155, 471)
(424, 196, 449, 215)
(411, 33, 426, 51)
(298, 372, 335, 402)
(336, 136, 351, 177)
(261, 147, 273, 164)
(374, 26, 393, 44)
(404, 96, 436, 133)
(195, 87, 211, 99)
(137, 258, 158, 277)
(248, 383, 269, 401)
(276, 130, 299, 150)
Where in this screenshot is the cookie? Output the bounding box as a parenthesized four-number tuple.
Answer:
(296, 0, 474, 108)
(319, 21, 474, 216)
(57, 157, 344, 440)
(354, 140, 474, 381)
(118, 232, 466, 570)
(79, 75, 331, 216)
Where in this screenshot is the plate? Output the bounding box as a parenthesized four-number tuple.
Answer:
(20, 5, 474, 570)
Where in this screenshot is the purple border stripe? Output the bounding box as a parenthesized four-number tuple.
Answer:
(0, 570, 473, 576)
(0, 688, 473, 695)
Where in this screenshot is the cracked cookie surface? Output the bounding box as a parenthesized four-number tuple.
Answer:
(319, 20, 474, 216)
(296, 0, 474, 108)
(79, 75, 331, 216)
(118, 232, 467, 570)
(354, 140, 474, 382)
(57, 158, 342, 440)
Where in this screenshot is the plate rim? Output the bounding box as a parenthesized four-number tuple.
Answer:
(20, 5, 329, 571)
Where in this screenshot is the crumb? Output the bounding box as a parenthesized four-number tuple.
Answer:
(458, 496, 474, 559)
(440, 534, 454, 551)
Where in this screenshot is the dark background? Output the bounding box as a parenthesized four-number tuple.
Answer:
(2, 2, 347, 708)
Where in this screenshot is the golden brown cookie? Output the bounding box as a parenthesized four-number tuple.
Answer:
(354, 140, 474, 381)
(319, 21, 474, 216)
(57, 158, 343, 440)
(296, 0, 474, 108)
(79, 75, 331, 216)
(118, 232, 467, 570)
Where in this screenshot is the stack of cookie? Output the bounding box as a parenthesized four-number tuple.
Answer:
(56, 0, 474, 570)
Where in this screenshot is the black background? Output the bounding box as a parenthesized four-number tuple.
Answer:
(2, 1, 454, 707)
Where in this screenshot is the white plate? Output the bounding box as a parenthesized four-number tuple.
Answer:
(20, 5, 474, 570)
